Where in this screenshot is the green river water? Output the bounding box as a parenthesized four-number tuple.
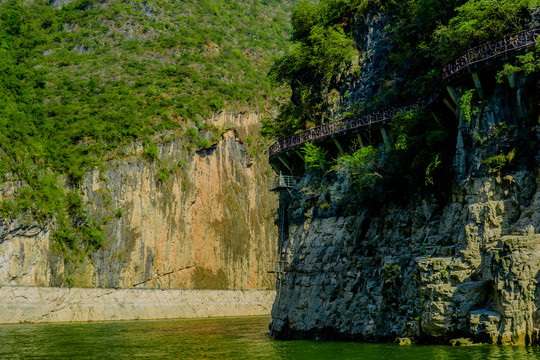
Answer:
(1, 316, 540, 359)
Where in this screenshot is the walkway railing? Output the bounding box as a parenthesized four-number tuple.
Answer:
(442, 28, 540, 80)
(269, 92, 439, 157)
(269, 28, 540, 159)
(273, 175, 300, 189)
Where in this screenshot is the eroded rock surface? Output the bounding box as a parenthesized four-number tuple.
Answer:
(270, 67, 540, 344)
(0, 112, 278, 290)
(272, 170, 540, 344)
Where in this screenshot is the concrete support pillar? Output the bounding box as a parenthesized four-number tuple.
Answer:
(270, 162, 281, 174)
(380, 127, 389, 148)
(333, 138, 344, 155)
(444, 98, 457, 114)
(430, 111, 441, 127)
(357, 135, 364, 147)
(471, 72, 484, 97)
(446, 85, 459, 106)
(277, 155, 292, 173)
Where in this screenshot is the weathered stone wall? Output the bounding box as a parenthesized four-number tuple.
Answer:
(340, 11, 391, 111)
(0, 112, 278, 291)
(0, 286, 275, 324)
(270, 71, 540, 344)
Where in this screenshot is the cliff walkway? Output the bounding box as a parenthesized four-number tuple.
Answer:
(268, 28, 540, 173)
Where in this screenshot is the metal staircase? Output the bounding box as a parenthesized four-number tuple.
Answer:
(269, 175, 300, 337)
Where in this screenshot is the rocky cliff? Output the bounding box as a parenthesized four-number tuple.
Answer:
(0, 112, 278, 290)
(270, 40, 540, 345)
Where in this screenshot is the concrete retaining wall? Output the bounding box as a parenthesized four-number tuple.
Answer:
(0, 286, 275, 324)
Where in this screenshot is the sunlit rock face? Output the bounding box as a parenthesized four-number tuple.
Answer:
(0, 112, 278, 290)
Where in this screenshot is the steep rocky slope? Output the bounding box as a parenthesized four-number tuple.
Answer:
(1, 113, 278, 290)
(0, 0, 292, 292)
(270, 54, 540, 344)
(0, 0, 292, 287)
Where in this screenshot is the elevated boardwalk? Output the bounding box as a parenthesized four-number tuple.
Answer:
(269, 28, 540, 173)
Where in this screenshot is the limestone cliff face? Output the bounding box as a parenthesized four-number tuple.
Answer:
(0, 112, 278, 290)
(340, 11, 391, 111)
(270, 67, 540, 342)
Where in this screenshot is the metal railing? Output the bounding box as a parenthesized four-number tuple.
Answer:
(269, 92, 439, 157)
(272, 175, 301, 189)
(442, 28, 540, 80)
(269, 28, 540, 159)
(267, 260, 288, 274)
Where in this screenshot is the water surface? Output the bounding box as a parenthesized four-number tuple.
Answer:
(1, 316, 540, 359)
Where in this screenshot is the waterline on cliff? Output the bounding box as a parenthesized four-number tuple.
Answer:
(0, 286, 275, 324)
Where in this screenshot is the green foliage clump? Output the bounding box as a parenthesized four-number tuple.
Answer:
(0, 170, 64, 224)
(177, 158, 187, 168)
(1, 174, 106, 261)
(302, 142, 328, 174)
(53, 212, 104, 258)
(156, 166, 172, 183)
(143, 140, 159, 161)
(196, 139, 213, 149)
(424, 154, 441, 186)
(434, 0, 531, 62)
(185, 127, 200, 142)
(335, 145, 382, 190)
(459, 89, 476, 127)
(483, 151, 515, 174)
(497, 43, 540, 82)
(264, 0, 364, 139)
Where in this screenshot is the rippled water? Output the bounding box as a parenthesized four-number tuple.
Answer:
(2, 316, 540, 359)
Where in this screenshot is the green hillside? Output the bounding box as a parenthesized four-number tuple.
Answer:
(0, 0, 293, 257)
(1, 0, 292, 178)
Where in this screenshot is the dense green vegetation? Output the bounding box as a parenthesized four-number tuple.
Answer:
(0, 0, 293, 262)
(266, 0, 539, 191)
(333, 144, 382, 190)
(265, 0, 537, 138)
(1, 0, 292, 179)
(264, 0, 364, 138)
